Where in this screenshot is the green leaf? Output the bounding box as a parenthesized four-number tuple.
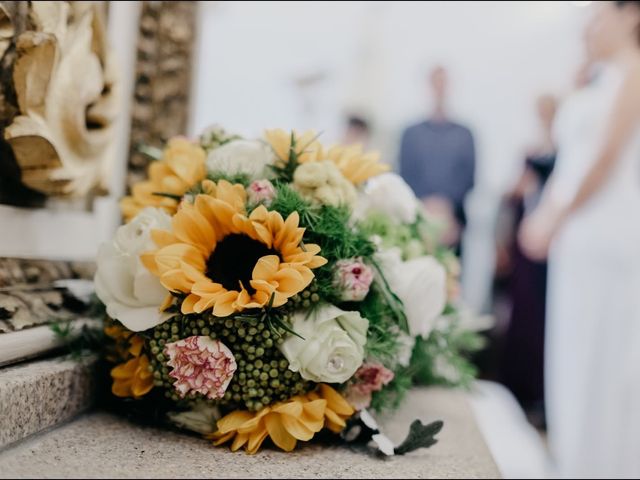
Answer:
(394, 419, 444, 455)
(137, 143, 164, 160)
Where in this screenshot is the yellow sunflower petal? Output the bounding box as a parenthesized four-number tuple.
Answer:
(171, 203, 216, 257)
(150, 229, 180, 249)
(252, 255, 280, 281)
(302, 398, 327, 422)
(272, 399, 304, 418)
(161, 269, 196, 294)
(212, 431, 235, 446)
(272, 268, 307, 297)
(216, 411, 255, 434)
(246, 425, 269, 454)
(324, 409, 347, 433)
(264, 413, 298, 452)
(159, 293, 174, 312)
(231, 433, 249, 451)
(320, 384, 355, 416)
(181, 293, 200, 314)
(280, 415, 315, 442)
(212, 290, 240, 317)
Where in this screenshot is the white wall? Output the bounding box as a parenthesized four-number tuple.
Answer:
(192, 1, 592, 310)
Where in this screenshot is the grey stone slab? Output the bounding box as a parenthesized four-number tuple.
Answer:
(0, 388, 500, 478)
(0, 355, 97, 448)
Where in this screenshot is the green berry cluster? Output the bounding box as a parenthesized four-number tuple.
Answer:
(288, 281, 321, 310)
(147, 312, 312, 411)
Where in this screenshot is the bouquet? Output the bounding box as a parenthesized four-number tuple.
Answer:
(94, 126, 483, 455)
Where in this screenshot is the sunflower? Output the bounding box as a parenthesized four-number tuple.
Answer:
(120, 137, 207, 222)
(210, 384, 354, 453)
(264, 129, 388, 185)
(141, 180, 327, 317)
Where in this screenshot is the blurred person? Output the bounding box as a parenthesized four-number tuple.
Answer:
(399, 66, 476, 253)
(520, 2, 640, 477)
(494, 95, 558, 428)
(342, 115, 371, 147)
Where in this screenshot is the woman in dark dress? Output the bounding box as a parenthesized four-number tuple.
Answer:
(494, 95, 557, 427)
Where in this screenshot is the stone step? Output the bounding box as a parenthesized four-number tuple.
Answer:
(0, 388, 500, 479)
(0, 355, 97, 449)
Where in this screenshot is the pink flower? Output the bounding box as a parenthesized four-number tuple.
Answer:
(334, 257, 374, 302)
(164, 336, 237, 400)
(345, 362, 394, 410)
(247, 179, 276, 206)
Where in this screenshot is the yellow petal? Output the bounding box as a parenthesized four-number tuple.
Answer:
(246, 425, 269, 454)
(272, 268, 306, 297)
(302, 398, 327, 422)
(159, 293, 174, 312)
(324, 409, 346, 433)
(280, 415, 315, 442)
(320, 384, 354, 416)
(264, 414, 297, 452)
(272, 400, 303, 418)
(216, 411, 255, 434)
(212, 431, 235, 446)
(252, 255, 280, 281)
(181, 293, 199, 314)
(112, 379, 132, 398)
(231, 433, 249, 451)
(111, 358, 138, 379)
(212, 290, 240, 317)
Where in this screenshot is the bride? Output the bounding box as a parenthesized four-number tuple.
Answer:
(520, 1, 640, 477)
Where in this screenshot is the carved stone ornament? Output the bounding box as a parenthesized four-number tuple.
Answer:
(2, 1, 118, 198)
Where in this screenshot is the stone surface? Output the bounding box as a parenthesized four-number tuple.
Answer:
(0, 355, 97, 448)
(0, 388, 500, 478)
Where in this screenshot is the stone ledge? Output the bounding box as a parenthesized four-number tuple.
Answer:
(0, 388, 500, 478)
(0, 355, 97, 449)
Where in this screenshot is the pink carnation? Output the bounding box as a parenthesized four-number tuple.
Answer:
(334, 257, 374, 302)
(247, 179, 276, 206)
(164, 336, 237, 400)
(346, 362, 395, 410)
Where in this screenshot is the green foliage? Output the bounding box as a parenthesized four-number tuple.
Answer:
(50, 318, 105, 360)
(270, 183, 376, 305)
(410, 319, 485, 388)
(369, 366, 413, 412)
(269, 182, 320, 227)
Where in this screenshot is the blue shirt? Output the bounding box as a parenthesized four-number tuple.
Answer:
(399, 120, 476, 224)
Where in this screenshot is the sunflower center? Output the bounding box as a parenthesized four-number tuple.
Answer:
(206, 234, 279, 294)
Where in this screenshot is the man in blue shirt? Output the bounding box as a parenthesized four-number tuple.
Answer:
(399, 66, 476, 252)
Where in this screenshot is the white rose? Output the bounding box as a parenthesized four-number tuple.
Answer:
(205, 139, 275, 180)
(280, 304, 368, 384)
(353, 173, 419, 223)
(94, 208, 173, 332)
(376, 248, 447, 338)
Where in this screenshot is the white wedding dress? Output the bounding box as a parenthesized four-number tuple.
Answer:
(546, 65, 640, 478)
